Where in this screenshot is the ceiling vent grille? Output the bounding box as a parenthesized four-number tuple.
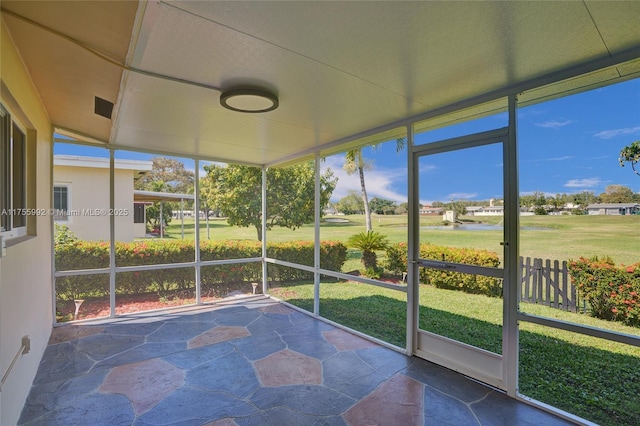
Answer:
(94, 96, 114, 119)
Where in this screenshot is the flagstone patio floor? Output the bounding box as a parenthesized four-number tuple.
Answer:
(19, 295, 573, 425)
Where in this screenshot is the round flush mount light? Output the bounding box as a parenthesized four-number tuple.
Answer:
(220, 89, 279, 113)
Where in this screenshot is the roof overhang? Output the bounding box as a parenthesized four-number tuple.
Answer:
(133, 190, 194, 203)
(53, 154, 152, 172)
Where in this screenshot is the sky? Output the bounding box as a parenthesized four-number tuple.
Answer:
(56, 77, 640, 205)
(325, 77, 640, 205)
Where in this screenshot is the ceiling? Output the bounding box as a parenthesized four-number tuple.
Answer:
(2, 1, 640, 166)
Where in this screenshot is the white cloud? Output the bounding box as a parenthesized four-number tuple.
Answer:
(419, 163, 437, 173)
(594, 127, 640, 139)
(520, 190, 557, 197)
(535, 119, 573, 129)
(563, 178, 603, 188)
(544, 155, 574, 161)
(445, 192, 478, 200)
(520, 155, 574, 164)
(322, 156, 407, 203)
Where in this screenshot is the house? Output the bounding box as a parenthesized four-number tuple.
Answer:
(419, 206, 444, 215)
(1, 2, 639, 425)
(53, 155, 152, 241)
(586, 203, 640, 216)
(469, 205, 505, 216)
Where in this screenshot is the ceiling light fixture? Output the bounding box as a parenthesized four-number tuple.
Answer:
(220, 89, 279, 113)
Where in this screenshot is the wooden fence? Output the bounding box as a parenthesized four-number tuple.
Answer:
(519, 256, 584, 313)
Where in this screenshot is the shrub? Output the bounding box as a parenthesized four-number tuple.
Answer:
(54, 240, 111, 301)
(54, 239, 347, 300)
(568, 256, 640, 326)
(267, 240, 347, 281)
(54, 224, 78, 246)
(420, 245, 502, 296)
(385, 242, 408, 276)
(385, 242, 502, 297)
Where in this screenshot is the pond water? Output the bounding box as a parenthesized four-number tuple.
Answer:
(421, 224, 550, 231)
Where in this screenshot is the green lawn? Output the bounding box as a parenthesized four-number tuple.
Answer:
(269, 281, 640, 426)
(166, 213, 640, 265)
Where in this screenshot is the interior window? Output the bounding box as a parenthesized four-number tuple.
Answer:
(1, 104, 27, 238)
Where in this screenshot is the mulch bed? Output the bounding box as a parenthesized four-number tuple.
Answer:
(56, 292, 243, 322)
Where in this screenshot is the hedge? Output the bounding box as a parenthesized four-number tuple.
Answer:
(385, 242, 503, 297)
(568, 256, 640, 326)
(55, 239, 346, 301)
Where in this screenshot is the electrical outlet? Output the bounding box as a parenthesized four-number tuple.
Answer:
(0, 235, 6, 257)
(22, 336, 30, 354)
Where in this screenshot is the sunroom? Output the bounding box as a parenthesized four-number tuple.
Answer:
(1, 2, 639, 425)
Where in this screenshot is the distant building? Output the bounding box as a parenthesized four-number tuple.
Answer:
(420, 206, 444, 215)
(442, 210, 457, 222)
(474, 205, 505, 216)
(586, 203, 640, 216)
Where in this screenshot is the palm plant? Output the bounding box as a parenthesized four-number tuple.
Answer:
(619, 140, 640, 176)
(347, 231, 389, 273)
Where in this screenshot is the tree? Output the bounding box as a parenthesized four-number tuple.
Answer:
(369, 197, 397, 215)
(143, 181, 173, 229)
(519, 195, 534, 208)
(135, 157, 196, 230)
(135, 157, 195, 193)
(533, 191, 547, 207)
(619, 140, 640, 177)
(548, 193, 566, 212)
(599, 185, 635, 203)
(344, 138, 406, 231)
(343, 149, 373, 229)
(198, 177, 219, 240)
(444, 200, 467, 217)
(335, 190, 365, 215)
(572, 191, 598, 209)
(202, 162, 337, 241)
(395, 202, 409, 215)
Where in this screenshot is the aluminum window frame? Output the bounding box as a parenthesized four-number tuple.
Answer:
(1, 103, 28, 240)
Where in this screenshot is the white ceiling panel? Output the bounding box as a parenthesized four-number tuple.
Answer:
(166, 1, 608, 102)
(585, 1, 640, 53)
(1, 1, 138, 142)
(2, 1, 639, 165)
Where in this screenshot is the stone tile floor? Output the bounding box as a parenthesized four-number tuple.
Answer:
(19, 295, 573, 425)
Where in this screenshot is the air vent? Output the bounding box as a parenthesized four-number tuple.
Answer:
(94, 96, 114, 119)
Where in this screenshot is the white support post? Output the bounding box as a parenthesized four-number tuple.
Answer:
(261, 167, 267, 294)
(194, 160, 201, 304)
(314, 154, 321, 316)
(50, 136, 57, 324)
(406, 124, 418, 355)
(109, 150, 116, 318)
(503, 94, 520, 396)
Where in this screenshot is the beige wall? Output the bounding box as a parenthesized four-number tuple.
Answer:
(54, 165, 141, 242)
(0, 23, 54, 426)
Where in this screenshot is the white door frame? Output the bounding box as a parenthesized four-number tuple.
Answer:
(406, 95, 519, 394)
